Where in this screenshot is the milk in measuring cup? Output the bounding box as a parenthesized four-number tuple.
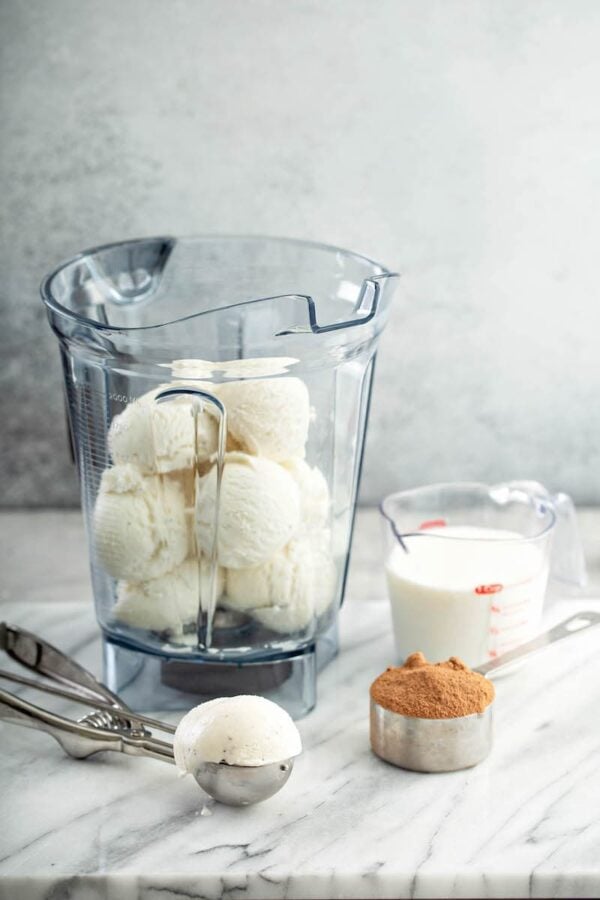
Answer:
(386, 526, 549, 667)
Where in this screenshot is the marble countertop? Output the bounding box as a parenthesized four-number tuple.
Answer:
(1, 509, 600, 900)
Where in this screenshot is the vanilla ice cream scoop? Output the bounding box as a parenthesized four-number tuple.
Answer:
(108, 386, 218, 474)
(282, 459, 330, 533)
(94, 464, 189, 581)
(174, 695, 302, 771)
(225, 534, 337, 633)
(195, 453, 301, 568)
(216, 377, 310, 460)
(113, 559, 225, 635)
(167, 357, 300, 379)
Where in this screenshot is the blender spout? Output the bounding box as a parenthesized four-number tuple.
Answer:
(275, 273, 399, 336)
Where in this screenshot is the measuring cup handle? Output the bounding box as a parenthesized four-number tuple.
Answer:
(491, 481, 587, 588)
(475, 610, 600, 677)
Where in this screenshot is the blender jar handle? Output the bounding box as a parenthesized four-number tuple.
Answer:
(153, 386, 227, 647)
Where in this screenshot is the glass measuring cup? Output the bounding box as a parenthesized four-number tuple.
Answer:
(380, 482, 586, 668)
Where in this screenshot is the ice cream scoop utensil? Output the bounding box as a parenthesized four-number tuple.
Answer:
(0, 622, 297, 804)
(0, 678, 295, 803)
(0, 667, 175, 735)
(371, 611, 600, 773)
(0, 622, 128, 711)
(0, 677, 175, 761)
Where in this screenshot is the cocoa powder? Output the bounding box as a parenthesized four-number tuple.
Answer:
(370, 651, 495, 719)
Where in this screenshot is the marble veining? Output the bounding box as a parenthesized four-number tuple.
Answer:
(1, 511, 600, 899)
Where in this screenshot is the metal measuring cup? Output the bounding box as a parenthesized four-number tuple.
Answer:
(370, 611, 600, 773)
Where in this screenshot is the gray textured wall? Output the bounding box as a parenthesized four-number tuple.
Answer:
(1, 0, 600, 507)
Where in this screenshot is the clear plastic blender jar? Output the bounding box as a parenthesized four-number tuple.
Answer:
(380, 482, 586, 667)
(41, 236, 398, 716)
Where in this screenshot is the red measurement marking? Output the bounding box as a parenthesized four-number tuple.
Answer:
(475, 584, 504, 595)
(499, 598, 529, 611)
(488, 650, 499, 658)
(418, 519, 447, 530)
(491, 604, 502, 613)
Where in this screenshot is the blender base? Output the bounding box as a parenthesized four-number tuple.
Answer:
(103, 637, 328, 720)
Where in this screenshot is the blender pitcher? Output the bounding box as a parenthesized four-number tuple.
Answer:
(41, 236, 398, 717)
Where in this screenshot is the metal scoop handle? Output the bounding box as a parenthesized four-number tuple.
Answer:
(0, 686, 174, 761)
(0, 622, 128, 711)
(475, 610, 600, 677)
(0, 621, 174, 762)
(0, 667, 175, 734)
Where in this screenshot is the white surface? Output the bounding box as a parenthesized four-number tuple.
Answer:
(1, 509, 600, 897)
(4, 1, 600, 507)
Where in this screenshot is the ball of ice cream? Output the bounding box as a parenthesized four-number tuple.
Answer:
(216, 378, 310, 460)
(310, 532, 338, 617)
(225, 534, 337, 633)
(281, 458, 329, 533)
(195, 453, 301, 568)
(94, 464, 189, 581)
(108, 386, 218, 474)
(167, 357, 300, 379)
(174, 695, 302, 771)
(225, 540, 312, 614)
(113, 559, 226, 635)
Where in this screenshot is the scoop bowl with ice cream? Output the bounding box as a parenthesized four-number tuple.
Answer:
(174, 695, 302, 805)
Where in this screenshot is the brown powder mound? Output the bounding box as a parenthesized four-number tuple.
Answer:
(370, 651, 495, 719)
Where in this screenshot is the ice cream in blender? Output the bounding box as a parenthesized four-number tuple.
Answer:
(195, 452, 302, 568)
(97, 372, 337, 641)
(215, 377, 310, 460)
(108, 386, 218, 474)
(94, 464, 189, 581)
(113, 559, 225, 635)
(225, 535, 336, 632)
(173, 695, 302, 770)
(282, 458, 330, 533)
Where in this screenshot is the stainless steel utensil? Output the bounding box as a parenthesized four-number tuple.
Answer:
(370, 610, 600, 773)
(0, 622, 297, 805)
